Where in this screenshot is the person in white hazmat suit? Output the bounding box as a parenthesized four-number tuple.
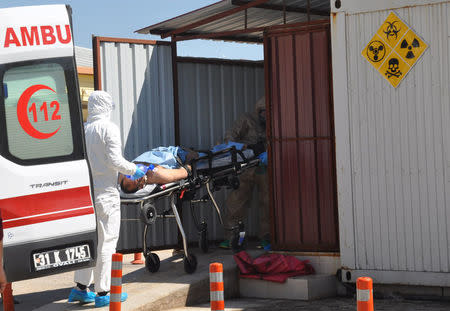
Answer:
(68, 91, 145, 308)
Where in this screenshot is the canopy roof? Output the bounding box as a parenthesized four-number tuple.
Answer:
(136, 0, 330, 43)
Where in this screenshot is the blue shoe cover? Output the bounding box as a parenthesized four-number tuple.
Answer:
(95, 292, 128, 308)
(68, 288, 96, 303)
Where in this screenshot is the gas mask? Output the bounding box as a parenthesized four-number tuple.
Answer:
(258, 109, 266, 126)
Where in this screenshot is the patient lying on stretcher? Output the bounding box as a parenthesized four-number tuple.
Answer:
(119, 164, 190, 194)
(118, 142, 259, 195)
(119, 146, 199, 194)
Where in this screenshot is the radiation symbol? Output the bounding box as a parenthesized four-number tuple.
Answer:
(394, 29, 427, 67)
(362, 11, 429, 88)
(400, 38, 420, 59)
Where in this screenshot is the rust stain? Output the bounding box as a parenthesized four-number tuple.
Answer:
(331, 12, 337, 30)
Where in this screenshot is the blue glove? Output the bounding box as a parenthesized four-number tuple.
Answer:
(258, 151, 267, 166)
(131, 165, 146, 180)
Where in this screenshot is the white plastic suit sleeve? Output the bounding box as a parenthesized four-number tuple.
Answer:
(104, 124, 136, 176)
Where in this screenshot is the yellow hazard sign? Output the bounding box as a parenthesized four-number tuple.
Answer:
(394, 30, 427, 67)
(362, 39, 392, 69)
(379, 53, 409, 88)
(376, 12, 408, 48)
(361, 11, 428, 88)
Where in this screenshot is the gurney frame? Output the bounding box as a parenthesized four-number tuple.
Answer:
(121, 147, 259, 274)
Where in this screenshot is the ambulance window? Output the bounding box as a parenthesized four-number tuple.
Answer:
(0, 59, 84, 164)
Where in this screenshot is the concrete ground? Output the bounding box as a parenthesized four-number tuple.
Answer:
(3, 247, 242, 311)
(3, 246, 450, 311)
(168, 297, 450, 311)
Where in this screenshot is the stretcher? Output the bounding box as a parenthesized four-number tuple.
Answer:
(120, 146, 260, 274)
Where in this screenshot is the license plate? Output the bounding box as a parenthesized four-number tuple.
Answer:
(33, 244, 91, 271)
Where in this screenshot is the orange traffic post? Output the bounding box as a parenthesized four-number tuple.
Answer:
(2, 283, 15, 311)
(110, 253, 123, 311)
(209, 263, 224, 311)
(357, 277, 374, 311)
(131, 252, 144, 265)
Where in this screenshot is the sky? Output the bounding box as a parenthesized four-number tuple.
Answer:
(0, 0, 263, 60)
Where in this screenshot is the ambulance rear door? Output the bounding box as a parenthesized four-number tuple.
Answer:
(0, 5, 97, 282)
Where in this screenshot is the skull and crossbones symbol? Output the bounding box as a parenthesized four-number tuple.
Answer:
(385, 58, 402, 78)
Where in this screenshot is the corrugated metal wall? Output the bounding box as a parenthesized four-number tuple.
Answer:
(265, 23, 339, 252)
(338, 2, 450, 275)
(75, 46, 94, 68)
(94, 38, 178, 250)
(177, 58, 265, 242)
(97, 40, 175, 159)
(94, 39, 265, 250)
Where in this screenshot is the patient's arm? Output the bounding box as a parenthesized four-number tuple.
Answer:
(146, 165, 189, 184)
(119, 165, 191, 194)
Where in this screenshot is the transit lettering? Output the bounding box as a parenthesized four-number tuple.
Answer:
(30, 180, 69, 189)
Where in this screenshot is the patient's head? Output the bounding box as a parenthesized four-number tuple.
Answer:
(120, 175, 145, 194)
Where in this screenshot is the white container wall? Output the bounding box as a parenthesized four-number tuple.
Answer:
(332, 0, 450, 286)
(177, 58, 265, 242)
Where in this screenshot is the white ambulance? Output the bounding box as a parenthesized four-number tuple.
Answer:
(0, 5, 97, 282)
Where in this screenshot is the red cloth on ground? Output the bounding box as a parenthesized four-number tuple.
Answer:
(233, 251, 315, 283)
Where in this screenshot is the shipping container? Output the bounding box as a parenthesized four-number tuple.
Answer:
(332, 0, 450, 286)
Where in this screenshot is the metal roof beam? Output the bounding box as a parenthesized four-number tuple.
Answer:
(161, 0, 270, 39)
(172, 19, 329, 43)
(173, 26, 267, 42)
(231, 0, 329, 16)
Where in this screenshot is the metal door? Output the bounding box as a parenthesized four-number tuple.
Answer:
(264, 22, 339, 251)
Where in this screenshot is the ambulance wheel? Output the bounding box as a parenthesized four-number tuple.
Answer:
(198, 223, 209, 253)
(183, 254, 197, 274)
(145, 253, 160, 273)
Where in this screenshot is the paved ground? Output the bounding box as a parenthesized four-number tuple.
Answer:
(3, 246, 450, 310)
(169, 297, 450, 311)
(3, 247, 243, 310)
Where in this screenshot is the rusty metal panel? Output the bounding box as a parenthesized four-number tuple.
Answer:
(137, 0, 330, 42)
(266, 23, 339, 251)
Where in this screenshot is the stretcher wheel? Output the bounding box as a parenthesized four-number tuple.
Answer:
(198, 222, 208, 253)
(145, 253, 160, 273)
(183, 254, 197, 274)
(141, 203, 157, 225)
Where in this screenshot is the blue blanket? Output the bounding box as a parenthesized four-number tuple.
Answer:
(133, 146, 181, 169)
(132, 142, 245, 169)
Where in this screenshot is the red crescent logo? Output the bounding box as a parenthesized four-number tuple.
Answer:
(17, 85, 61, 140)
